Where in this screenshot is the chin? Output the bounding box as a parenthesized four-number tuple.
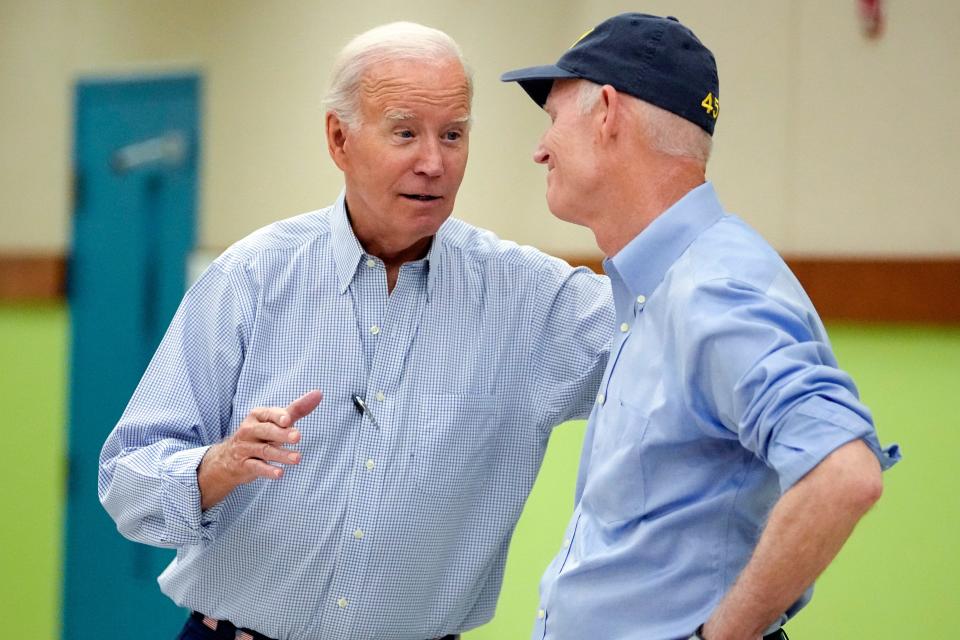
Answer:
(410, 207, 452, 236)
(546, 193, 572, 221)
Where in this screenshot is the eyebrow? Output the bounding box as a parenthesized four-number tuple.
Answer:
(385, 110, 416, 121)
(383, 111, 472, 127)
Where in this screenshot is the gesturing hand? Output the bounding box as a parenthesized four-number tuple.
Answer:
(197, 390, 323, 509)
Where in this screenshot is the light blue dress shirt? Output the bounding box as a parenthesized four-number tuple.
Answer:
(98, 193, 613, 640)
(533, 182, 900, 640)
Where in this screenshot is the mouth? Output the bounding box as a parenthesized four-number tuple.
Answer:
(401, 193, 442, 202)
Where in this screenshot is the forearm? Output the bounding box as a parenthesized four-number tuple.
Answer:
(703, 439, 883, 639)
(197, 442, 240, 510)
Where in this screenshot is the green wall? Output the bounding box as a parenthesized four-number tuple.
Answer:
(1, 304, 955, 637)
(0, 303, 67, 637)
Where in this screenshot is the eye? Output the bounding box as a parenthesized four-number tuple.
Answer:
(395, 129, 414, 139)
(443, 130, 462, 142)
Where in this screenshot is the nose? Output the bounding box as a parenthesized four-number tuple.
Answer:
(533, 139, 549, 165)
(414, 139, 444, 178)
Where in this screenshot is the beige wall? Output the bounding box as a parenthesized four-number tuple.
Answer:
(1, 0, 71, 252)
(1, 0, 958, 256)
(790, 0, 960, 255)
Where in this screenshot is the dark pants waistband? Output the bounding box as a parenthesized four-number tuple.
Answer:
(184, 612, 459, 640)
(185, 612, 273, 640)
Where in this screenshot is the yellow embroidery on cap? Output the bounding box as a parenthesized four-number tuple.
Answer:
(571, 27, 594, 48)
(701, 92, 719, 119)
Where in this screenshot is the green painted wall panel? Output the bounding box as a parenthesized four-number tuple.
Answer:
(0, 303, 67, 638)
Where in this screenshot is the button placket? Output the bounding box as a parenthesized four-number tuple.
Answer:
(313, 267, 428, 639)
(555, 510, 581, 575)
(324, 409, 388, 634)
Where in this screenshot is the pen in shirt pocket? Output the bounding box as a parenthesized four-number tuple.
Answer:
(351, 393, 381, 429)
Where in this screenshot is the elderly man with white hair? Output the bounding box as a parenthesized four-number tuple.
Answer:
(99, 21, 612, 640)
(503, 12, 900, 640)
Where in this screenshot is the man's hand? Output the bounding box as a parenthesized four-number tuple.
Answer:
(699, 439, 883, 640)
(198, 390, 323, 510)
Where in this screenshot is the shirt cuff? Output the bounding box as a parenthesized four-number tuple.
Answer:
(159, 445, 222, 545)
(767, 395, 900, 493)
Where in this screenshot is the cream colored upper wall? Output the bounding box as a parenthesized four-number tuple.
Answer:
(0, 0, 71, 252)
(1, 0, 958, 256)
(790, 0, 960, 255)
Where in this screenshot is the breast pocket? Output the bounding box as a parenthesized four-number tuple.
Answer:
(413, 393, 497, 498)
(580, 400, 651, 525)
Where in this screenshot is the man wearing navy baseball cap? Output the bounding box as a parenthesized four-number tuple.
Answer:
(503, 13, 899, 640)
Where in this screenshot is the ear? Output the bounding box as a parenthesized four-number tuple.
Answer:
(597, 85, 621, 142)
(326, 111, 349, 171)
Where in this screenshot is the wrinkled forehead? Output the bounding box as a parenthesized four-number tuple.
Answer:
(359, 58, 472, 118)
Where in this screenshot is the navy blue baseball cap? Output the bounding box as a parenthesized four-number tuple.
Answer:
(501, 13, 720, 135)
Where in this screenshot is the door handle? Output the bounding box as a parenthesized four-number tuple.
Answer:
(111, 131, 187, 174)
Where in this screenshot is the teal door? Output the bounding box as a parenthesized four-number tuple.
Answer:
(65, 74, 200, 638)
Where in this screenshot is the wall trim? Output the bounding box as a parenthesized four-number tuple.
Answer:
(563, 255, 960, 324)
(0, 254, 66, 301)
(783, 257, 960, 324)
(2, 252, 958, 323)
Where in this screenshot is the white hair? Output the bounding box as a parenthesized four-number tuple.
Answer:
(576, 80, 712, 164)
(323, 22, 473, 130)
(576, 81, 604, 116)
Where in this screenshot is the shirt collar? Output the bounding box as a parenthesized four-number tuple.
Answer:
(330, 190, 365, 294)
(604, 181, 725, 302)
(423, 226, 442, 300)
(329, 189, 443, 296)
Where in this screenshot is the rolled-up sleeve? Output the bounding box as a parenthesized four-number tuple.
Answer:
(681, 277, 899, 492)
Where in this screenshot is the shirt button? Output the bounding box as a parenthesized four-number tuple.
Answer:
(620, 322, 629, 333)
(366, 258, 375, 268)
(370, 325, 380, 335)
(596, 393, 605, 405)
(337, 597, 348, 609)
(563, 538, 571, 547)
(365, 459, 375, 471)
(636, 294, 646, 304)
(537, 608, 546, 620)
(353, 529, 364, 540)
(375, 391, 385, 402)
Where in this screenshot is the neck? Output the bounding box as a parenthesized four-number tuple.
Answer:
(592, 162, 705, 257)
(348, 210, 432, 264)
(345, 204, 432, 293)
(357, 230, 432, 272)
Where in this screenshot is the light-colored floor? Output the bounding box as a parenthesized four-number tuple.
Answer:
(2, 305, 954, 638)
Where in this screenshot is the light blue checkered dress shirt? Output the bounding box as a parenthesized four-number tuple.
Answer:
(99, 193, 613, 640)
